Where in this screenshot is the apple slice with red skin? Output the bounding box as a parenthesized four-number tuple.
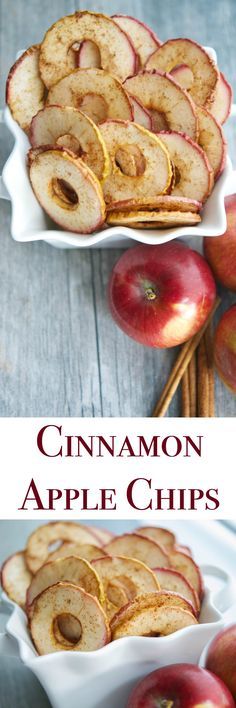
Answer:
(205, 624, 236, 700)
(111, 602, 197, 640)
(197, 106, 226, 179)
(124, 70, 198, 140)
(30, 582, 110, 654)
(104, 533, 169, 568)
(108, 242, 216, 348)
(146, 38, 219, 108)
(209, 71, 233, 125)
(106, 210, 201, 228)
(204, 195, 236, 291)
(127, 664, 235, 708)
(158, 130, 214, 202)
(39, 11, 137, 87)
(48, 542, 108, 563)
(112, 15, 161, 68)
(1, 551, 32, 609)
(26, 521, 103, 574)
(129, 96, 153, 130)
(106, 196, 202, 213)
(134, 526, 175, 549)
(153, 567, 200, 615)
(169, 549, 203, 598)
(92, 555, 159, 620)
(111, 590, 197, 632)
(6, 45, 45, 132)
(214, 305, 236, 393)
(170, 63, 193, 90)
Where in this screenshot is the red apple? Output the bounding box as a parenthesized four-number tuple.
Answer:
(108, 242, 216, 348)
(214, 305, 236, 392)
(127, 663, 235, 707)
(205, 625, 236, 700)
(204, 195, 236, 291)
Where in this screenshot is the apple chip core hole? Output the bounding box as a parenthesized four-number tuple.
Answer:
(56, 134, 82, 157)
(150, 110, 169, 132)
(53, 613, 82, 646)
(115, 145, 146, 177)
(72, 41, 102, 69)
(51, 178, 79, 210)
(77, 93, 108, 124)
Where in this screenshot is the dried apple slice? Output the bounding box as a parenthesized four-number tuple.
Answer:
(39, 11, 137, 88)
(106, 210, 201, 228)
(153, 568, 200, 615)
(25, 522, 102, 574)
(111, 590, 196, 630)
(158, 131, 214, 202)
(30, 582, 110, 654)
(30, 105, 110, 182)
(135, 526, 175, 549)
(169, 549, 203, 598)
(113, 15, 161, 67)
(6, 45, 45, 132)
(29, 146, 106, 234)
(49, 542, 108, 563)
(209, 71, 232, 125)
(124, 71, 197, 139)
(92, 556, 159, 619)
(47, 68, 133, 125)
(104, 533, 169, 568)
(111, 595, 197, 639)
(1, 551, 32, 609)
(170, 63, 193, 90)
(100, 120, 172, 204)
(26, 556, 104, 617)
(129, 96, 153, 130)
(146, 38, 219, 107)
(106, 196, 202, 213)
(197, 106, 226, 179)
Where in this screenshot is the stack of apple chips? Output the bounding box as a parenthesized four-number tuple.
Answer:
(1, 522, 203, 655)
(6, 11, 231, 234)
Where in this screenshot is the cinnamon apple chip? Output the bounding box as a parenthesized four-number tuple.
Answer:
(197, 106, 226, 179)
(48, 542, 108, 563)
(158, 131, 214, 202)
(6, 46, 45, 132)
(106, 196, 202, 213)
(100, 120, 172, 204)
(92, 556, 159, 619)
(25, 522, 102, 574)
(104, 533, 169, 568)
(111, 594, 197, 639)
(1, 551, 32, 609)
(39, 11, 137, 87)
(146, 38, 219, 108)
(30, 105, 110, 182)
(106, 210, 201, 228)
(47, 69, 133, 125)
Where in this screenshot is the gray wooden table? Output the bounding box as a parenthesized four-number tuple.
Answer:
(0, 0, 236, 419)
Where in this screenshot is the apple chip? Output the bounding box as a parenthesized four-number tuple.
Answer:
(25, 521, 102, 574)
(26, 556, 104, 616)
(47, 68, 133, 125)
(106, 196, 202, 213)
(124, 71, 197, 139)
(153, 568, 200, 615)
(39, 11, 137, 88)
(1, 551, 32, 609)
(6, 45, 45, 132)
(111, 598, 197, 639)
(169, 550, 203, 598)
(28, 146, 106, 234)
(113, 15, 161, 67)
(30, 105, 110, 182)
(197, 106, 226, 179)
(48, 542, 108, 563)
(100, 120, 172, 204)
(111, 590, 196, 631)
(158, 131, 214, 202)
(146, 38, 219, 107)
(92, 556, 159, 619)
(104, 533, 169, 568)
(106, 210, 201, 228)
(135, 527, 175, 549)
(30, 582, 110, 654)
(209, 71, 232, 125)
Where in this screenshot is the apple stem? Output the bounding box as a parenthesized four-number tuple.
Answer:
(145, 287, 157, 301)
(156, 701, 174, 708)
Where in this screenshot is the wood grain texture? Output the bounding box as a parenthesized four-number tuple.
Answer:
(0, 0, 236, 419)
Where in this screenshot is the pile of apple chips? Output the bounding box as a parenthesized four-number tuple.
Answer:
(1, 522, 204, 654)
(6, 11, 231, 234)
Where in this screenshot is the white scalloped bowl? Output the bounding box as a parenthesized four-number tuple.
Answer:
(1, 47, 234, 249)
(1, 565, 234, 708)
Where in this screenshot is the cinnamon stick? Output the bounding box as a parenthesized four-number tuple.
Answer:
(205, 324, 215, 417)
(197, 334, 209, 416)
(189, 351, 197, 416)
(182, 369, 191, 417)
(152, 297, 220, 417)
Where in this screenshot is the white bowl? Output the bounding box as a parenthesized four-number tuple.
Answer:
(1, 47, 235, 249)
(0, 564, 235, 708)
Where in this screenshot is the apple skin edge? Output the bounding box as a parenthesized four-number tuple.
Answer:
(108, 242, 216, 348)
(127, 664, 235, 708)
(214, 305, 236, 393)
